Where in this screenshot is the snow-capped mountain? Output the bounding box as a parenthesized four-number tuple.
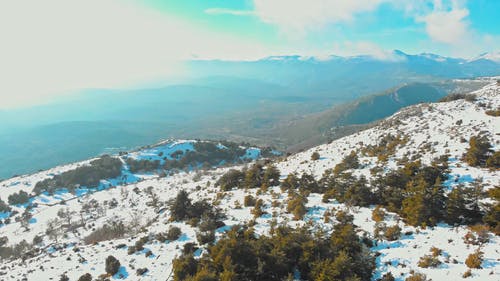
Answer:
(0, 78, 499, 281)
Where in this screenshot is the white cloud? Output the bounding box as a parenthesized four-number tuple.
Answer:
(331, 41, 407, 61)
(204, 8, 254, 16)
(417, 2, 470, 44)
(252, 0, 388, 34)
(0, 0, 269, 109)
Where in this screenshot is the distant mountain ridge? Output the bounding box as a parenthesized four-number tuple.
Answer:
(0, 51, 498, 178)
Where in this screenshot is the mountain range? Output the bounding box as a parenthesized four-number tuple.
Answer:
(0, 78, 498, 280)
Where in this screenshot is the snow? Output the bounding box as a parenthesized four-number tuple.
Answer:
(0, 78, 499, 280)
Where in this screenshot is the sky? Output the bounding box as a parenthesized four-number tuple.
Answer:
(0, 0, 499, 109)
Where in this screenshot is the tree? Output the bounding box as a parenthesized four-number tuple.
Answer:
(445, 187, 467, 224)
(299, 173, 321, 193)
(402, 177, 444, 227)
(311, 152, 320, 161)
(465, 250, 483, 269)
(244, 164, 264, 189)
(280, 173, 300, 191)
(262, 165, 280, 188)
(8, 191, 30, 205)
(252, 199, 265, 218)
(405, 272, 427, 281)
(464, 135, 492, 167)
(483, 186, 500, 234)
(0, 197, 11, 213)
(486, 151, 500, 169)
(173, 254, 198, 281)
(287, 193, 307, 220)
(77, 273, 92, 281)
(170, 190, 192, 221)
(20, 208, 33, 231)
(243, 195, 256, 207)
(57, 208, 75, 228)
(216, 169, 245, 191)
(105, 255, 121, 276)
(333, 151, 359, 174)
(46, 218, 63, 243)
(371, 206, 386, 222)
(166, 226, 182, 241)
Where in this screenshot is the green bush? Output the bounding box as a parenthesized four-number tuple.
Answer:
(77, 273, 92, 281)
(311, 152, 320, 160)
(0, 198, 11, 212)
(243, 195, 256, 207)
(105, 255, 121, 275)
(8, 191, 30, 205)
(173, 218, 374, 281)
(166, 226, 182, 241)
(34, 155, 122, 194)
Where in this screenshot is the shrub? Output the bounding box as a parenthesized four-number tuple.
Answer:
(286, 195, 307, 220)
(462, 269, 472, 278)
(170, 190, 193, 221)
(430, 246, 442, 257)
(135, 237, 148, 252)
(173, 222, 374, 281)
(105, 255, 121, 276)
(127, 246, 137, 255)
(439, 93, 476, 102)
(262, 165, 281, 187)
(381, 272, 395, 281)
(405, 272, 427, 281)
(465, 250, 483, 269)
(371, 205, 386, 222)
(34, 155, 122, 195)
(83, 221, 127, 244)
(8, 191, 30, 205)
(418, 255, 441, 268)
(243, 195, 256, 207)
(0, 198, 11, 213)
(136, 268, 148, 276)
(311, 152, 320, 161)
(252, 199, 265, 218)
(463, 228, 489, 246)
(126, 158, 160, 173)
(166, 226, 182, 241)
(215, 169, 245, 191)
(464, 135, 492, 167)
(486, 151, 500, 169)
(384, 225, 401, 241)
(485, 108, 500, 117)
(78, 273, 92, 281)
(196, 230, 215, 245)
(59, 274, 69, 281)
(0, 236, 8, 247)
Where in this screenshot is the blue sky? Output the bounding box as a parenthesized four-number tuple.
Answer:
(141, 0, 499, 58)
(0, 0, 498, 108)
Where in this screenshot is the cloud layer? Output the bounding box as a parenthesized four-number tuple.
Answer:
(0, 0, 269, 108)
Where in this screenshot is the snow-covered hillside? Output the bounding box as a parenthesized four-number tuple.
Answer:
(0, 79, 499, 281)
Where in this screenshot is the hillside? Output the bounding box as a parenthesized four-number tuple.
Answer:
(0, 78, 499, 281)
(1, 52, 498, 179)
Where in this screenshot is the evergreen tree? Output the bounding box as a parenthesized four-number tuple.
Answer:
(281, 173, 300, 191)
(464, 135, 492, 167)
(105, 255, 121, 276)
(445, 186, 467, 224)
(216, 169, 245, 191)
(483, 186, 500, 234)
(486, 151, 500, 169)
(262, 165, 280, 188)
(0, 197, 11, 213)
(170, 190, 192, 221)
(244, 164, 264, 189)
